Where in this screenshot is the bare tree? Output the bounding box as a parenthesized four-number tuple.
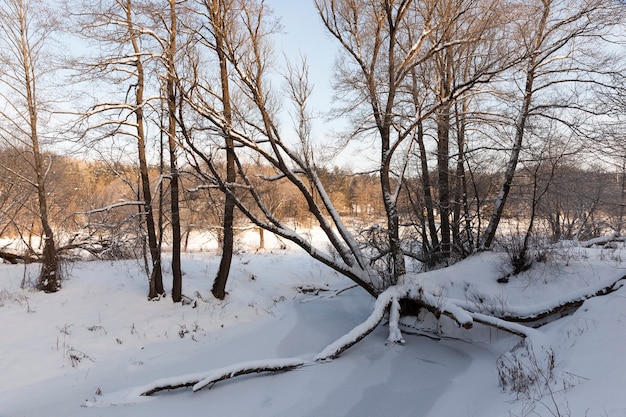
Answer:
(175, 0, 506, 295)
(71, 0, 164, 299)
(198, 0, 238, 300)
(178, 0, 383, 295)
(592, 44, 626, 236)
(165, 0, 183, 303)
(314, 0, 435, 281)
(316, 0, 518, 269)
(481, 0, 620, 249)
(0, 0, 61, 292)
(147, 0, 184, 302)
(424, 0, 507, 257)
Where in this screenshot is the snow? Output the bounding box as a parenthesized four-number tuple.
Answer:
(2, 230, 626, 416)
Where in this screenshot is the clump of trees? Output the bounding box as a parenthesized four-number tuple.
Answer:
(0, 0, 624, 303)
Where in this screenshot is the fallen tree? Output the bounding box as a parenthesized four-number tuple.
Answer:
(129, 286, 535, 397)
(123, 270, 626, 398)
(457, 275, 626, 325)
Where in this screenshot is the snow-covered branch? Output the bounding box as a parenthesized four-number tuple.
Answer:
(134, 358, 306, 396)
(78, 201, 146, 215)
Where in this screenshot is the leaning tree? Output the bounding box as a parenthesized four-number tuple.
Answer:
(480, 0, 621, 250)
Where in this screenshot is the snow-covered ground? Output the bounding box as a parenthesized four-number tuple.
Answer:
(1, 231, 626, 417)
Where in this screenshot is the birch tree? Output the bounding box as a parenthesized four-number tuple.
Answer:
(480, 0, 620, 249)
(195, 0, 238, 300)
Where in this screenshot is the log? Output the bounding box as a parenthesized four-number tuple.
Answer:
(486, 275, 626, 325)
(315, 285, 476, 361)
(193, 360, 305, 392)
(0, 250, 37, 264)
(137, 358, 306, 396)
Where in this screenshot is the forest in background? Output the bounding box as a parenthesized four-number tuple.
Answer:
(0, 148, 622, 275)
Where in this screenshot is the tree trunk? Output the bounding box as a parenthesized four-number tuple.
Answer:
(616, 157, 626, 237)
(481, 2, 550, 250)
(126, 0, 163, 298)
(453, 99, 473, 254)
(33, 142, 59, 292)
(211, 0, 236, 300)
(435, 42, 453, 258)
(258, 228, 265, 249)
(416, 120, 440, 252)
(481, 68, 536, 250)
(15, 0, 60, 292)
(213, 187, 235, 300)
(33, 133, 59, 294)
(437, 103, 451, 256)
(381, 127, 406, 284)
(167, 0, 182, 303)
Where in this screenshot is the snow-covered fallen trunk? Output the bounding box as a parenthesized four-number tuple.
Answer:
(454, 274, 626, 323)
(134, 358, 306, 396)
(313, 278, 569, 362)
(578, 234, 626, 248)
(125, 281, 483, 398)
(470, 312, 540, 338)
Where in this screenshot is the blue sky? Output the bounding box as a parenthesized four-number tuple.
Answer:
(267, 0, 376, 170)
(267, 0, 335, 105)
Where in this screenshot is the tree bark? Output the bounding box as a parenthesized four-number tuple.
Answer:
(481, 2, 549, 250)
(437, 103, 451, 257)
(381, 140, 407, 283)
(435, 42, 454, 257)
(210, 0, 236, 300)
(416, 119, 440, 253)
(166, 0, 182, 303)
(453, 99, 473, 254)
(137, 358, 306, 396)
(125, 0, 163, 298)
(11, 0, 60, 292)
